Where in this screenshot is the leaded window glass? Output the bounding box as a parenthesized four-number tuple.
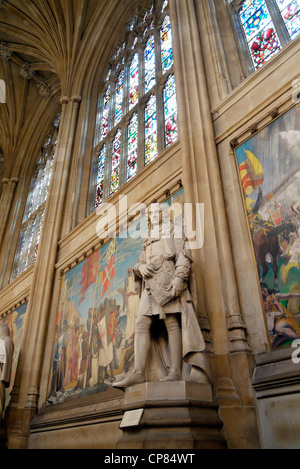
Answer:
(163, 74, 178, 147)
(239, 0, 281, 69)
(127, 113, 138, 181)
(95, 144, 106, 207)
(160, 15, 174, 73)
(110, 129, 121, 195)
(235, 0, 300, 71)
(276, 0, 300, 39)
(101, 85, 110, 140)
(145, 94, 158, 164)
(11, 114, 60, 281)
(144, 35, 156, 93)
(92, 0, 178, 210)
(114, 70, 124, 126)
(129, 53, 139, 110)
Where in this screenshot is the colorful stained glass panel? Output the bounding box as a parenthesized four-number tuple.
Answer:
(114, 70, 124, 126)
(240, 0, 271, 42)
(110, 130, 121, 194)
(249, 25, 281, 68)
(239, 0, 281, 69)
(276, 0, 300, 39)
(101, 85, 110, 140)
(145, 95, 158, 164)
(160, 15, 173, 73)
(129, 53, 139, 110)
(96, 145, 106, 208)
(127, 113, 138, 181)
(144, 35, 156, 92)
(163, 74, 178, 147)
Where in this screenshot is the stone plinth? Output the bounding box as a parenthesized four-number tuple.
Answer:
(116, 381, 226, 449)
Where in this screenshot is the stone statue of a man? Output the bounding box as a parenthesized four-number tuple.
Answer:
(0, 323, 14, 421)
(114, 203, 210, 389)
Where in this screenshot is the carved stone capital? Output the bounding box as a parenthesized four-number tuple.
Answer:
(37, 80, 50, 97)
(60, 96, 70, 106)
(20, 63, 34, 80)
(71, 95, 82, 109)
(0, 41, 12, 60)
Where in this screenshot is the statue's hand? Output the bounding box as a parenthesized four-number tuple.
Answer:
(139, 264, 155, 278)
(170, 277, 185, 297)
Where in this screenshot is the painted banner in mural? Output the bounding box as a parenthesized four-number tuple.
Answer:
(235, 105, 300, 348)
(47, 189, 184, 405)
(1, 302, 27, 406)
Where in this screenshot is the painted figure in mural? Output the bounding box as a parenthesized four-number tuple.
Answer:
(0, 323, 14, 421)
(113, 203, 210, 389)
(248, 188, 282, 292)
(260, 283, 300, 347)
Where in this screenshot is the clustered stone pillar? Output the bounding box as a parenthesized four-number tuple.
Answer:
(0, 177, 18, 246)
(168, 0, 259, 448)
(6, 95, 82, 449)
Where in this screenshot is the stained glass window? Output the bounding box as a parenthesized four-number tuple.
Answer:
(114, 70, 124, 126)
(163, 74, 178, 147)
(127, 113, 138, 181)
(11, 114, 60, 281)
(101, 85, 110, 141)
(239, 0, 281, 69)
(237, 0, 300, 71)
(110, 129, 121, 194)
(95, 145, 106, 208)
(129, 53, 139, 110)
(144, 35, 156, 93)
(93, 0, 177, 209)
(145, 95, 158, 165)
(276, 0, 300, 39)
(160, 15, 174, 73)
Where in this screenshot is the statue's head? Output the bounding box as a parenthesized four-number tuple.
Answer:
(0, 322, 10, 338)
(147, 202, 173, 235)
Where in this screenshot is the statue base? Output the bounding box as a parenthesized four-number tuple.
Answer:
(116, 381, 226, 449)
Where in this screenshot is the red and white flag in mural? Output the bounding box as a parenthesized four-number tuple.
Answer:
(101, 239, 116, 299)
(78, 250, 100, 306)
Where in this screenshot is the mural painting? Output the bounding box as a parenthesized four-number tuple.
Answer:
(235, 105, 300, 348)
(0, 302, 27, 406)
(47, 189, 184, 404)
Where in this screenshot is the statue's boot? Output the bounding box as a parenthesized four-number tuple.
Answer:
(160, 367, 181, 381)
(113, 370, 145, 389)
(160, 314, 182, 382)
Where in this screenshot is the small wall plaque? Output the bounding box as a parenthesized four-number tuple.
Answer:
(119, 408, 144, 429)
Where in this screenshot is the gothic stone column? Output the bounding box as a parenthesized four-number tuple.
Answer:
(6, 95, 82, 449)
(169, 0, 260, 448)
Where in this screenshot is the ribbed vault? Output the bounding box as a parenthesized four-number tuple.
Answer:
(0, 0, 136, 186)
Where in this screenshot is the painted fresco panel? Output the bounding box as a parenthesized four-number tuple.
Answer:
(235, 105, 300, 348)
(47, 189, 184, 405)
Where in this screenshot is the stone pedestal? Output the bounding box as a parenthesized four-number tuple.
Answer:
(116, 381, 226, 449)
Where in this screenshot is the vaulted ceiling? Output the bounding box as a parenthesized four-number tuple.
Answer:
(0, 0, 135, 182)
